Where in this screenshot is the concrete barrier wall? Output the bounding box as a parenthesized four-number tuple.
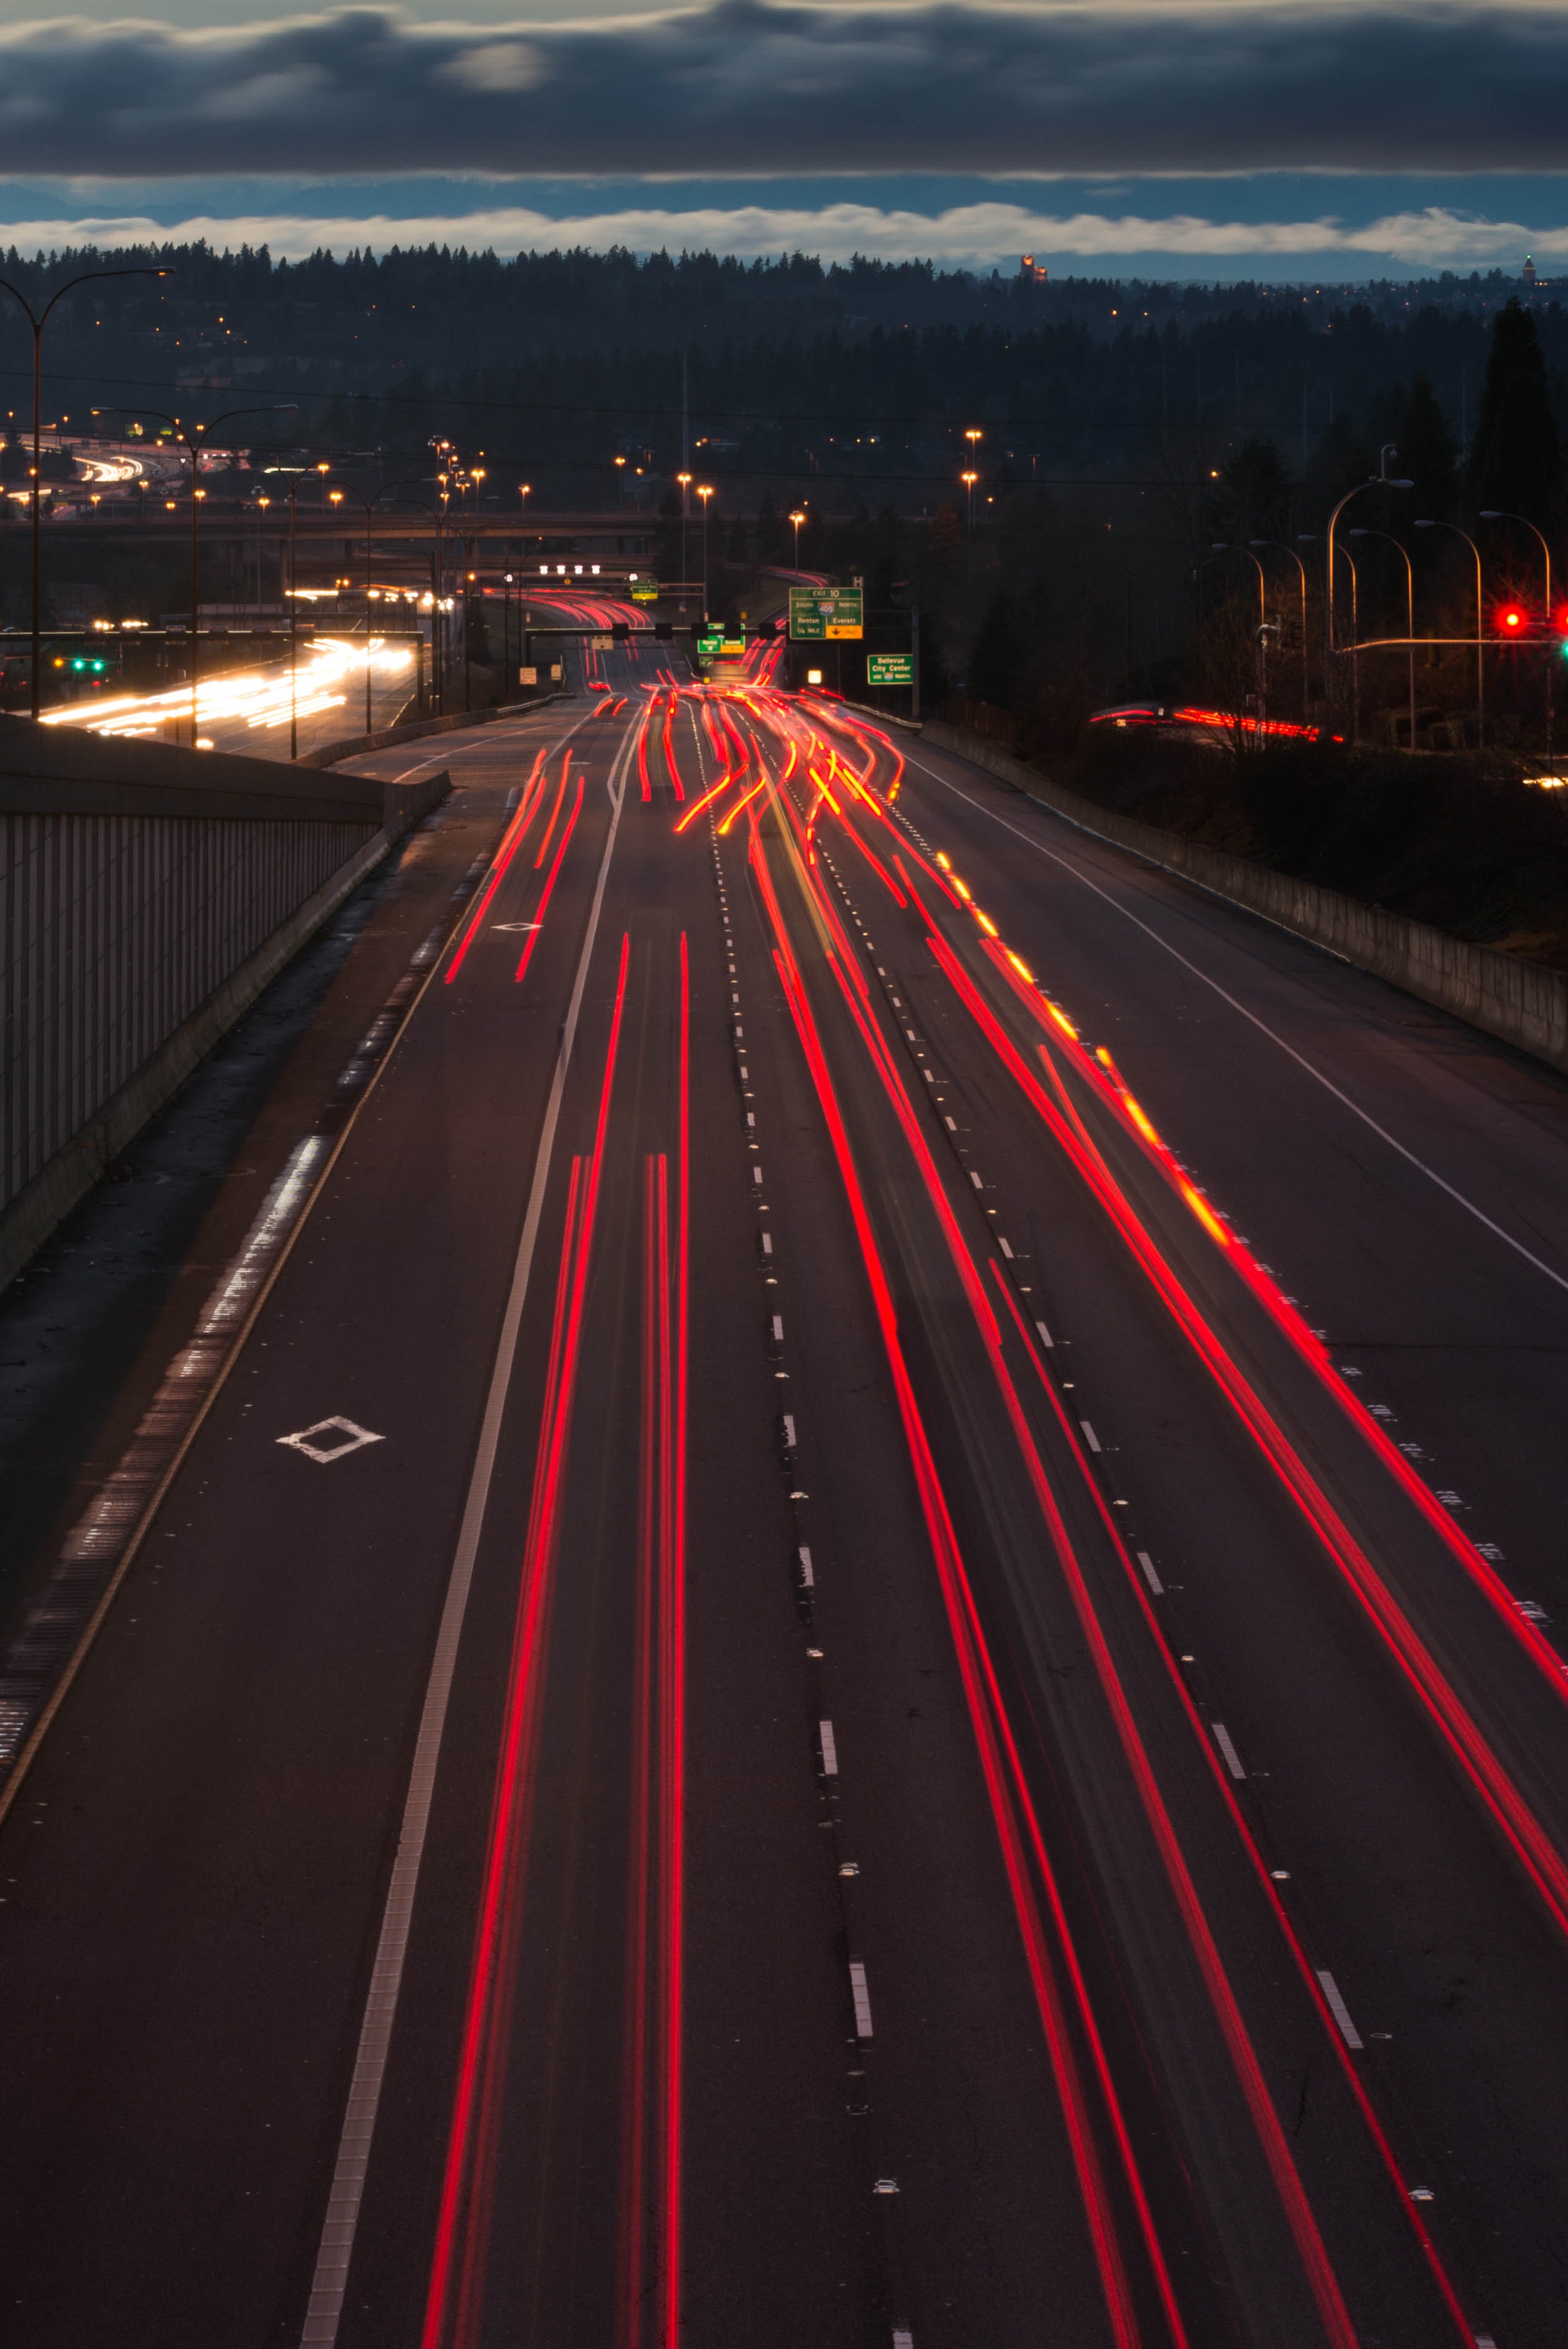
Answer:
(920, 720, 1568, 1077)
(0, 716, 450, 1288)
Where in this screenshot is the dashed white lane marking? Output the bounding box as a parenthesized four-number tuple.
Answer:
(893, 2332, 915, 2349)
(1080, 1421, 1102, 1453)
(849, 1960, 874, 2039)
(819, 1719, 840, 1775)
(753, 1166, 764, 1185)
(997, 1235, 1014, 1258)
(797, 1545, 815, 1590)
(968, 1171, 984, 1191)
(944, 1115, 958, 1131)
(772, 1316, 785, 1341)
(909, 755, 1568, 1299)
(1034, 1318, 1055, 1349)
(782, 1413, 797, 1448)
(1316, 1970, 1365, 2050)
(761, 1232, 773, 1255)
(277, 1416, 384, 1466)
(1211, 1721, 1246, 1779)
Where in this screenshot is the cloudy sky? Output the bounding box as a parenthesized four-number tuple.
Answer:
(1, 0, 1564, 278)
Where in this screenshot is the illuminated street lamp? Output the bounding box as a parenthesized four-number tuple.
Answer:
(677, 470, 692, 603)
(1415, 518, 1486, 744)
(960, 468, 980, 600)
(0, 263, 170, 719)
(790, 508, 807, 577)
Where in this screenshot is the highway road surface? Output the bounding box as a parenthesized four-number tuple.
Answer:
(0, 638, 1566, 2348)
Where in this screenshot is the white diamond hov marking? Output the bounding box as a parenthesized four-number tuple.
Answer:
(277, 1416, 385, 1466)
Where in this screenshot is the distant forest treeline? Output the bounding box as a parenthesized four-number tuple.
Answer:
(0, 241, 1565, 506)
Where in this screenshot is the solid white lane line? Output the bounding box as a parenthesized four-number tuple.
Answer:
(1315, 1970, 1365, 2050)
(1136, 1550, 1164, 1596)
(819, 1719, 839, 1775)
(298, 719, 634, 2348)
(849, 1960, 874, 2039)
(908, 752, 1568, 1297)
(1211, 1721, 1246, 1779)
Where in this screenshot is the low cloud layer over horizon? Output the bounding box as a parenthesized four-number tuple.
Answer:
(0, 198, 1564, 277)
(6, 1, 1568, 180)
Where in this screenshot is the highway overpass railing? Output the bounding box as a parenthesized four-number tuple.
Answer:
(0, 716, 448, 1290)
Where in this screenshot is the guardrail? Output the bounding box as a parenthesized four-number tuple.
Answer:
(921, 719, 1568, 1079)
(1, 715, 448, 1289)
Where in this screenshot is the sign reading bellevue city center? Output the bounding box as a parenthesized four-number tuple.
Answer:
(867, 654, 913, 686)
(789, 587, 863, 641)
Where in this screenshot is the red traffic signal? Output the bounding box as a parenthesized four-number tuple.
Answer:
(1498, 605, 1526, 633)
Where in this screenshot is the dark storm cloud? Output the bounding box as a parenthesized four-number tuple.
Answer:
(2, 1, 1567, 180)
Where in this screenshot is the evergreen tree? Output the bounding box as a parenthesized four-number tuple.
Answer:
(968, 591, 1028, 709)
(1397, 372, 1459, 518)
(1469, 298, 1561, 524)
(753, 491, 784, 562)
(927, 502, 962, 572)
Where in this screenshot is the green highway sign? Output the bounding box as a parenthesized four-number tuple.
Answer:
(866, 654, 913, 686)
(698, 633, 725, 655)
(789, 586, 863, 641)
(631, 580, 660, 603)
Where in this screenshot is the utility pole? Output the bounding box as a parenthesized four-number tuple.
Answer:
(0, 264, 169, 719)
(910, 605, 921, 722)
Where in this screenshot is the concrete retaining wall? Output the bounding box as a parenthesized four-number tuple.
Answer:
(919, 719, 1568, 1078)
(0, 715, 450, 1288)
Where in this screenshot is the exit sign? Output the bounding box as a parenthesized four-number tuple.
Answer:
(789, 587, 863, 641)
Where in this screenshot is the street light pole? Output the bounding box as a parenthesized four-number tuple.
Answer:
(0, 264, 170, 719)
(1416, 518, 1486, 745)
(327, 481, 376, 733)
(960, 469, 980, 606)
(1325, 446, 1412, 733)
(1480, 508, 1553, 759)
(697, 485, 713, 619)
(1349, 527, 1416, 751)
(677, 470, 692, 610)
(1253, 539, 1312, 722)
(790, 509, 806, 577)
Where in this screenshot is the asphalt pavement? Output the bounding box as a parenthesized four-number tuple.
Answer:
(0, 651, 1565, 2347)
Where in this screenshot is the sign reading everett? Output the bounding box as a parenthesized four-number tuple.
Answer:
(789, 587, 864, 641)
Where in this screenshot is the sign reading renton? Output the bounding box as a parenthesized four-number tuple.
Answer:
(789, 587, 864, 641)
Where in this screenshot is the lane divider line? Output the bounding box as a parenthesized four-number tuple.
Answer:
(298, 714, 635, 2348)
